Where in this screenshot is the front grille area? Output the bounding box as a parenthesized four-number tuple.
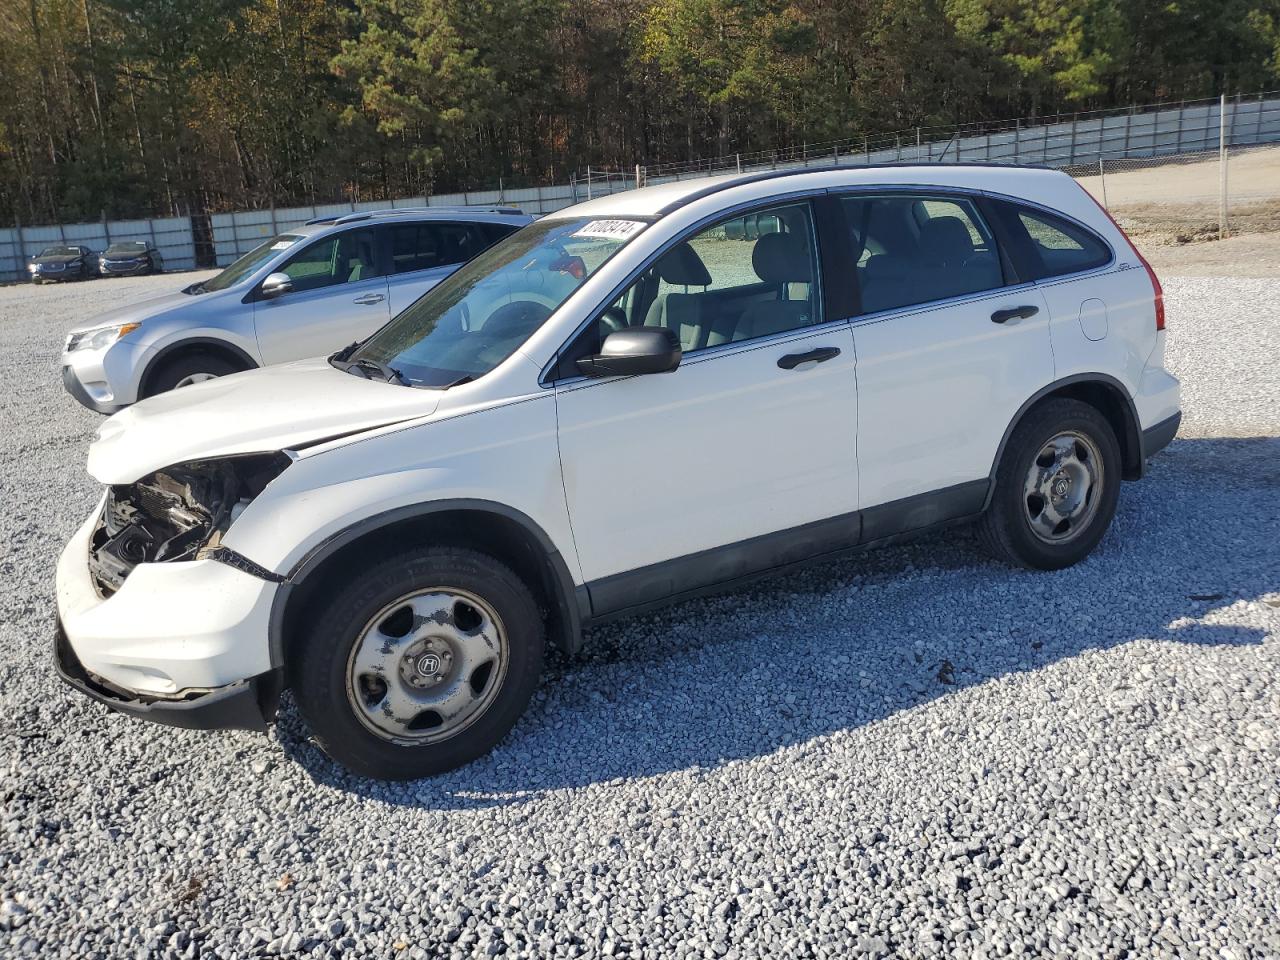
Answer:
(83, 455, 289, 599)
(87, 470, 229, 597)
(89, 490, 147, 596)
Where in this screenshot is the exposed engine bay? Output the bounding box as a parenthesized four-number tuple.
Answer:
(88, 453, 289, 596)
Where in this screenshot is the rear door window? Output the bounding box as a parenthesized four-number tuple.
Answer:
(1002, 204, 1112, 280)
(389, 222, 488, 274)
(839, 194, 1006, 315)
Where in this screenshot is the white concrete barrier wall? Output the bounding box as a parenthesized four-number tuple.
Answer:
(4, 95, 1278, 279)
(1, 216, 195, 283)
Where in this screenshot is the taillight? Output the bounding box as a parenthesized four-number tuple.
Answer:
(1145, 259, 1165, 331)
(1083, 186, 1164, 331)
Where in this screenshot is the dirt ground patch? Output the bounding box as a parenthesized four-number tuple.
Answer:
(1137, 230, 1280, 277)
(1075, 146, 1280, 248)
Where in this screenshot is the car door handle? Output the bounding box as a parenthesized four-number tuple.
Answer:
(353, 293, 386, 305)
(777, 346, 841, 369)
(991, 305, 1039, 324)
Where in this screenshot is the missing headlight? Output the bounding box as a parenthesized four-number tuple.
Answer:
(88, 453, 290, 596)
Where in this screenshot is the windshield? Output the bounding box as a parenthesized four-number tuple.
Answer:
(105, 242, 147, 256)
(38, 246, 78, 258)
(352, 217, 646, 387)
(200, 234, 303, 292)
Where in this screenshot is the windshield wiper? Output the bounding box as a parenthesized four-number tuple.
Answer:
(330, 341, 359, 363)
(333, 355, 409, 386)
(184, 281, 208, 295)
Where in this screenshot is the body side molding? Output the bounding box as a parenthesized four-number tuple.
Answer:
(587, 480, 989, 623)
(860, 479, 988, 543)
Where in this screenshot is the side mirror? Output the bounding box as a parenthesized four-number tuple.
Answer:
(576, 327, 681, 378)
(260, 272, 294, 299)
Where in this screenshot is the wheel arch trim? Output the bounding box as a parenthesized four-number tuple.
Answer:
(138, 337, 259, 396)
(985, 372, 1141, 509)
(267, 499, 586, 668)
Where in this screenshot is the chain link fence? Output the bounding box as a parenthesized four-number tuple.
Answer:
(4, 92, 1278, 281)
(1069, 141, 1280, 244)
(635, 92, 1279, 180)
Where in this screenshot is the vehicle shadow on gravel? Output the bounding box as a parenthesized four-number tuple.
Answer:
(278, 437, 1278, 805)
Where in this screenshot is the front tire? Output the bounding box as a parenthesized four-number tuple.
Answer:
(290, 548, 544, 780)
(143, 350, 242, 397)
(979, 398, 1121, 570)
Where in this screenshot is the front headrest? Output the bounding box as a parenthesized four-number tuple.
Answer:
(752, 231, 812, 284)
(654, 242, 712, 286)
(919, 216, 975, 264)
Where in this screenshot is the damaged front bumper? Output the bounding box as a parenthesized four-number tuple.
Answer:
(55, 497, 284, 731)
(54, 619, 281, 731)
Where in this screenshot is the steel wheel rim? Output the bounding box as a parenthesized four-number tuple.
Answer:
(345, 587, 509, 745)
(1022, 430, 1104, 544)
(174, 372, 218, 388)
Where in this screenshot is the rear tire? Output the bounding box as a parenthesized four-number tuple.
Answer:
(143, 351, 242, 397)
(289, 547, 544, 780)
(979, 398, 1121, 570)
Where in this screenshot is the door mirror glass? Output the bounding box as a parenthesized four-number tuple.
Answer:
(577, 327, 681, 378)
(260, 272, 294, 299)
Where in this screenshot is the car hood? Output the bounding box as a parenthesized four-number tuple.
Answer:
(88, 359, 440, 483)
(33, 255, 83, 265)
(67, 289, 213, 333)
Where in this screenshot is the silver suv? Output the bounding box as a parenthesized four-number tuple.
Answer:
(61, 207, 531, 413)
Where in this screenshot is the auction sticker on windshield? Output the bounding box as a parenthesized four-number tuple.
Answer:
(571, 220, 646, 241)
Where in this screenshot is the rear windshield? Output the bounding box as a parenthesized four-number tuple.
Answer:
(105, 242, 149, 256)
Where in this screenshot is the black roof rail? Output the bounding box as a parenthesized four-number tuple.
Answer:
(655, 161, 1056, 214)
(327, 205, 525, 225)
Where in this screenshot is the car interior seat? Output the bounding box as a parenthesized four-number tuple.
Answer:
(345, 234, 377, 282)
(643, 242, 713, 351)
(732, 232, 815, 342)
(917, 215, 1002, 298)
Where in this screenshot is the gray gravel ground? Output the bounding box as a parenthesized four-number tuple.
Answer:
(1, 270, 1278, 960)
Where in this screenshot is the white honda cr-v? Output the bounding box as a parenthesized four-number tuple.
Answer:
(55, 164, 1181, 779)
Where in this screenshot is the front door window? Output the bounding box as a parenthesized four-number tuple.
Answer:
(279, 229, 379, 293)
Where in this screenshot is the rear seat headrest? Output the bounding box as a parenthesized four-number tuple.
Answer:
(654, 242, 713, 286)
(752, 231, 812, 284)
(919, 216, 976, 264)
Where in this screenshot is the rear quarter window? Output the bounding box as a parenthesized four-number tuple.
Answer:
(1005, 204, 1111, 280)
